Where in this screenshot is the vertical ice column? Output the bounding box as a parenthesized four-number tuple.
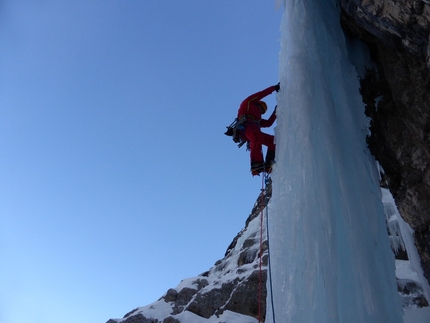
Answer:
(266, 0, 404, 322)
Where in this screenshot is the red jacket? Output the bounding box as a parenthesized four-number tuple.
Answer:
(237, 85, 277, 128)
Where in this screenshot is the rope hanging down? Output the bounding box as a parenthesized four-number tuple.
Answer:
(265, 175, 276, 323)
(257, 174, 276, 323)
(258, 175, 264, 323)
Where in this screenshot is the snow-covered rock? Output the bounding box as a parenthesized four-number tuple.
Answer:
(107, 184, 271, 323)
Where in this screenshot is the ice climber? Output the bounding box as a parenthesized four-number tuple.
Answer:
(237, 83, 279, 176)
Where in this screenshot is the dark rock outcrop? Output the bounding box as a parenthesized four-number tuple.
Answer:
(340, 0, 430, 286)
(398, 278, 430, 308)
(223, 270, 267, 319)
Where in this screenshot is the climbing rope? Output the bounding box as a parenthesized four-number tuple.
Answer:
(258, 175, 265, 323)
(265, 175, 276, 323)
(258, 173, 276, 323)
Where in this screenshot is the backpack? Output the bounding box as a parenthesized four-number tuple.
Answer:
(224, 116, 247, 148)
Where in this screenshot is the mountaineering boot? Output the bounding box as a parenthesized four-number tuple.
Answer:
(264, 149, 276, 173)
(265, 149, 275, 165)
(251, 161, 265, 176)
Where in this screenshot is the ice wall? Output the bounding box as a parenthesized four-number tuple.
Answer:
(267, 0, 404, 322)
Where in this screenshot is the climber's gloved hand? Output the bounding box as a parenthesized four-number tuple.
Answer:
(274, 82, 280, 92)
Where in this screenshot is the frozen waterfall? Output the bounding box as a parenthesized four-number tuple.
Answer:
(267, 0, 404, 322)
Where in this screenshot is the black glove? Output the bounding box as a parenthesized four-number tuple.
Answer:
(274, 82, 280, 92)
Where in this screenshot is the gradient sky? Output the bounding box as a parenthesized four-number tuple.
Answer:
(0, 1, 282, 322)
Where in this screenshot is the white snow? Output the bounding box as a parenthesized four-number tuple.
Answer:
(396, 260, 420, 282)
(111, 214, 266, 323)
(382, 190, 430, 323)
(382, 188, 430, 302)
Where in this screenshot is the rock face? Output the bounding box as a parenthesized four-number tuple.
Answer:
(106, 184, 271, 323)
(340, 0, 430, 286)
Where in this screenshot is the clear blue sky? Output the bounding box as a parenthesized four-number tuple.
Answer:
(0, 1, 282, 322)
